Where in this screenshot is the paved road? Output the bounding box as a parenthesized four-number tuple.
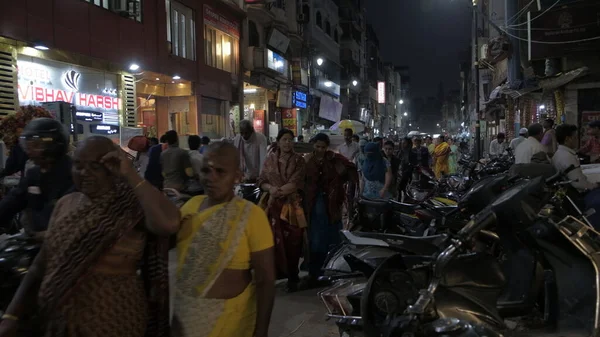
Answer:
(270, 282, 338, 337)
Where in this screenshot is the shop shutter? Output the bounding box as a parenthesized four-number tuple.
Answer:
(0, 46, 17, 118)
(121, 74, 136, 127)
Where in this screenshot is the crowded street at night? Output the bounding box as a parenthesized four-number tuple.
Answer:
(1, 0, 600, 337)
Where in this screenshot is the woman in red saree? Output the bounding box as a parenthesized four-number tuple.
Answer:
(0, 136, 178, 337)
(302, 133, 358, 288)
(258, 129, 307, 292)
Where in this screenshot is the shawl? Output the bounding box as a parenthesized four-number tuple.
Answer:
(258, 150, 307, 228)
(38, 181, 169, 337)
(304, 151, 358, 224)
(362, 142, 386, 183)
(433, 142, 451, 158)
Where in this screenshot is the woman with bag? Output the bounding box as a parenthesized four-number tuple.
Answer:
(301, 133, 358, 289)
(258, 129, 306, 292)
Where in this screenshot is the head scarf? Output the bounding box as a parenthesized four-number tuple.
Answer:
(361, 142, 386, 183)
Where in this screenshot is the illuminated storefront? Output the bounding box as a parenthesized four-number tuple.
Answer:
(16, 55, 122, 143)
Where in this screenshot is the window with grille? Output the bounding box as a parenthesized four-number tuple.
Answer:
(166, 0, 196, 60)
(84, 0, 142, 22)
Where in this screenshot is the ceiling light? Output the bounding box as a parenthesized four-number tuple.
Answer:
(244, 88, 257, 93)
(155, 77, 160, 81)
(33, 45, 49, 51)
(173, 75, 181, 80)
(129, 63, 140, 71)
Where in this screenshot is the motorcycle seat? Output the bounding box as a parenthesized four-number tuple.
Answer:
(343, 231, 448, 255)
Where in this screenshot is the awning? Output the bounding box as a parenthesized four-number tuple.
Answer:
(539, 66, 590, 92)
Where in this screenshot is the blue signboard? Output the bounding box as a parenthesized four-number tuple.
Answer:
(293, 91, 307, 109)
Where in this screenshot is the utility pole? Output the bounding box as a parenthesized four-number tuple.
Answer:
(473, 1, 482, 159)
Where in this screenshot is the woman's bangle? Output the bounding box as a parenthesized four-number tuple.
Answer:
(134, 180, 146, 190)
(1, 313, 18, 321)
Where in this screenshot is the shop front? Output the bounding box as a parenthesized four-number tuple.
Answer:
(135, 72, 196, 140)
(16, 55, 123, 144)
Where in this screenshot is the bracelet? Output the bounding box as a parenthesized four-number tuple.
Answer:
(134, 180, 146, 190)
(1, 313, 18, 321)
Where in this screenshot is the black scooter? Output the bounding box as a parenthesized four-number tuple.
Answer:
(362, 175, 599, 337)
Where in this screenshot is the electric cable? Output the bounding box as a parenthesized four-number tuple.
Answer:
(505, 0, 561, 28)
(498, 25, 600, 44)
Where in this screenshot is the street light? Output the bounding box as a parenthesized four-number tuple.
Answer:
(409, 123, 412, 126)
(352, 80, 358, 86)
(399, 100, 404, 104)
(316, 58, 324, 66)
(403, 112, 408, 116)
(437, 123, 440, 127)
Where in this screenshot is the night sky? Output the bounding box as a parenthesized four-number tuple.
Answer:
(366, 0, 472, 99)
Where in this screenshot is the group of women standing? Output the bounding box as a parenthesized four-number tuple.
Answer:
(258, 130, 358, 291)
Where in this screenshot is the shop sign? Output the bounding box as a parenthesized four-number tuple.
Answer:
(377, 82, 386, 104)
(204, 5, 240, 38)
(267, 49, 288, 76)
(529, 1, 600, 60)
(292, 91, 307, 109)
(76, 111, 103, 122)
(90, 124, 119, 135)
(282, 108, 297, 130)
(582, 111, 600, 124)
(253, 109, 265, 134)
(17, 58, 120, 126)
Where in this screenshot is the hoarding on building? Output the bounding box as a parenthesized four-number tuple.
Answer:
(17, 57, 120, 126)
(377, 81, 385, 104)
(204, 5, 240, 38)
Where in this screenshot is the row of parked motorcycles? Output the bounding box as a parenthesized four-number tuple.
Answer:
(318, 149, 600, 337)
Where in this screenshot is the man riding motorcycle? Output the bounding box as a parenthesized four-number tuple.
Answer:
(0, 118, 74, 240)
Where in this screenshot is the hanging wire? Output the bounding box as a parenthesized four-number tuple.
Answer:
(498, 25, 600, 44)
(504, 0, 535, 26)
(506, 0, 561, 28)
(503, 21, 600, 31)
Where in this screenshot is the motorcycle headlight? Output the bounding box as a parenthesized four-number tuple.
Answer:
(319, 278, 367, 317)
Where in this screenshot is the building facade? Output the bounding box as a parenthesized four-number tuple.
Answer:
(0, 0, 245, 144)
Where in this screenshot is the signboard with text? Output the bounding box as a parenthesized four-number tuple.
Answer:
(292, 91, 307, 109)
(377, 81, 385, 104)
(17, 57, 120, 127)
(204, 5, 240, 38)
(90, 124, 120, 135)
(282, 108, 297, 130)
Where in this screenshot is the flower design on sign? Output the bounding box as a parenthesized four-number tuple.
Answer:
(64, 70, 80, 92)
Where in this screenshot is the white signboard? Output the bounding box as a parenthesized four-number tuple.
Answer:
(318, 95, 342, 123)
(17, 56, 120, 126)
(377, 81, 386, 104)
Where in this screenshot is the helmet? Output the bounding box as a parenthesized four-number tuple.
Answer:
(19, 118, 70, 159)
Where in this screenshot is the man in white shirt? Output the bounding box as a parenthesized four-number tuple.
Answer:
(514, 123, 548, 164)
(510, 128, 528, 152)
(338, 128, 360, 161)
(234, 120, 268, 182)
(489, 132, 508, 158)
(552, 124, 600, 228)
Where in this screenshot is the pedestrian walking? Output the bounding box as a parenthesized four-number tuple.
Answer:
(302, 133, 357, 288)
(360, 142, 392, 200)
(258, 129, 307, 292)
(0, 136, 175, 337)
(172, 141, 275, 337)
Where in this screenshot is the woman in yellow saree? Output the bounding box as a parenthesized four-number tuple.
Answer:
(172, 141, 276, 337)
(432, 135, 451, 179)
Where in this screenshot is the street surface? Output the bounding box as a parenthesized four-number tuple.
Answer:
(169, 251, 337, 337)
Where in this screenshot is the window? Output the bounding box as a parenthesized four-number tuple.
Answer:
(316, 11, 322, 28)
(334, 30, 339, 43)
(166, 1, 195, 60)
(325, 21, 331, 35)
(205, 25, 239, 74)
(248, 20, 260, 47)
(84, 0, 142, 22)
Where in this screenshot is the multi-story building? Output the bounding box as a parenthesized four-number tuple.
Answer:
(365, 24, 384, 136)
(299, 0, 343, 130)
(0, 0, 246, 142)
(338, 0, 367, 123)
(242, 0, 308, 139)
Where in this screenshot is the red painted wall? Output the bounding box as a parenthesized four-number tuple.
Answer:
(0, 0, 243, 101)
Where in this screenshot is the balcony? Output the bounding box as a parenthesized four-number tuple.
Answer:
(247, 3, 286, 26)
(245, 47, 290, 81)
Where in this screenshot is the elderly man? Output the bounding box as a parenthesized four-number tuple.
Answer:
(489, 132, 508, 158)
(510, 128, 528, 152)
(515, 123, 548, 164)
(233, 119, 268, 182)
